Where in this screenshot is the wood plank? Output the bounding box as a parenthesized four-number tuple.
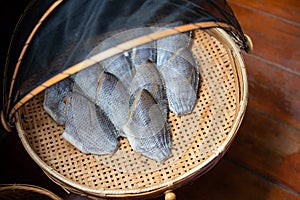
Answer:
(244, 54, 300, 129)
(229, 3, 300, 73)
(153, 159, 300, 200)
(229, 0, 300, 24)
(226, 108, 300, 193)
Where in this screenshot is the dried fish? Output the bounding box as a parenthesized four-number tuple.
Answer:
(128, 41, 156, 66)
(129, 60, 168, 119)
(123, 89, 172, 162)
(96, 71, 131, 137)
(62, 91, 119, 155)
(156, 23, 192, 66)
(43, 78, 72, 125)
(101, 54, 134, 89)
(59, 25, 201, 159)
(73, 64, 104, 103)
(89, 26, 156, 69)
(158, 47, 199, 115)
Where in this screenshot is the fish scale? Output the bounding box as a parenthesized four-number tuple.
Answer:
(101, 54, 134, 89)
(43, 78, 72, 125)
(73, 64, 104, 103)
(128, 60, 171, 149)
(129, 41, 156, 66)
(123, 89, 172, 162)
(156, 31, 199, 116)
(96, 71, 131, 137)
(62, 91, 119, 155)
(159, 48, 199, 115)
(129, 60, 168, 117)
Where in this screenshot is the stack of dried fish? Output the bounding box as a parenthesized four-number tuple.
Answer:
(43, 26, 199, 162)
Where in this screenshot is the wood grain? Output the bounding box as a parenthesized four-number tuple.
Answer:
(229, 2, 300, 73)
(244, 53, 300, 129)
(224, 2, 300, 195)
(226, 108, 300, 193)
(154, 159, 300, 200)
(229, 0, 300, 24)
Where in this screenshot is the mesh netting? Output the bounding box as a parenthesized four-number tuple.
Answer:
(2, 0, 248, 122)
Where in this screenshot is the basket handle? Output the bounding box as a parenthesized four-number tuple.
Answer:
(1, 111, 12, 132)
(244, 34, 253, 54)
(165, 190, 176, 200)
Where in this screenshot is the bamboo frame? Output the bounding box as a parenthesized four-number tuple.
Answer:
(0, 184, 61, 200)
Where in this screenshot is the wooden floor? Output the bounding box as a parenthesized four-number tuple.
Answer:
(0, 0, 300, 199)
(227, 0, 300, 196)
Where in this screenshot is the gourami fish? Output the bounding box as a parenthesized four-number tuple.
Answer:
(63, 91, 119, 155)
(156, 31, 199, 115)
(123, 89, 171, 162)
(158, 47, 199, 115)
(43, 78, 72, 125)
(101, 54, 134, 89)
(129, 60, 168, 118)
(96, 71, 131, 137)
(129, 41, 156, 66)
(73, 64, 103, 103)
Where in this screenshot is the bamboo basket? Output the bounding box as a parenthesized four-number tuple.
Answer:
(0, 184, 61, 200)
(15, 28, 249, 199)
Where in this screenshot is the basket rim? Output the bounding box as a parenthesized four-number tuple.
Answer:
(16, 27, 248, 197)
(0, 184, 61, 200)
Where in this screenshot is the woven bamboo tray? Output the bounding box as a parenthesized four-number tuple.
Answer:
(0, 184, 61, 200)
(15, 28, 248, 199)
